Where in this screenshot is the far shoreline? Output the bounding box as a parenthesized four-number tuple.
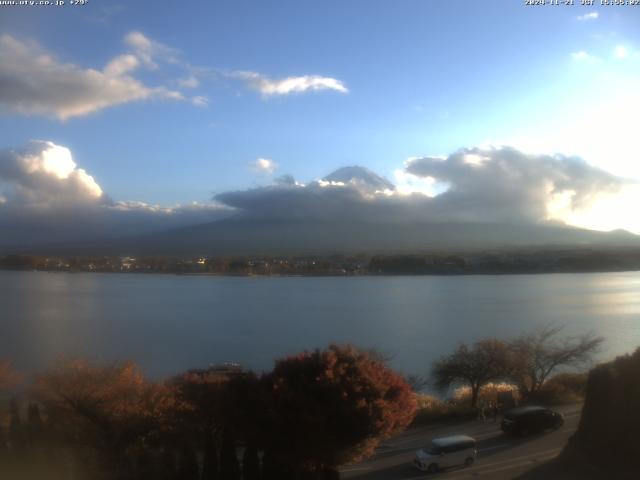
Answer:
(2, 266, 640, 278)
(2, 247, 640, 277)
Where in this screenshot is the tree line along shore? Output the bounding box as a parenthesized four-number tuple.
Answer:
(2, 247, 640, 276)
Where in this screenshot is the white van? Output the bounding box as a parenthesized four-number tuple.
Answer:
(413, 435, 477, 473)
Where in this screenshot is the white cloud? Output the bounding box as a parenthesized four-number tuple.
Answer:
(405, 146, 627, 227)
(123, 31, 179, 68)
(571, 50, 600, 63)
(217, 149, 625, 230)
(0, 34, 185, 120)
(0, 140, 104, 209)
(0, 142, 634, 247)
(121, 33, 348, 103)
(125, 31, 153, 52)
(191, 96, 209, 107)
(178, 76, 200, 88)
(108, 199, 226, 219)
(103, 54, 140, 77)
(317, 179, 346, 188)
(462, 153, 490, 167)
(250, 158, 278, 174)
(0, 141, 229, 246)
(234, 71, 348, 96)
(0, 31, 346, 120)
(393, 169, 437, 196)
(577, 12, 599, 21)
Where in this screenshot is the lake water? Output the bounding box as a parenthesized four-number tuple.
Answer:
(1, 270, 640, 379)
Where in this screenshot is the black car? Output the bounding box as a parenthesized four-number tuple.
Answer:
(501, 406, 564, 436)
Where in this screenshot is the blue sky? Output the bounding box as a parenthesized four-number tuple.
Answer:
(1, 0, 640, 238)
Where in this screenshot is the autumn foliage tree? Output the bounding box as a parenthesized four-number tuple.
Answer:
(0, 361, 19, 463)
(0, 361, 20, 393)
(33, 360, 178, 477)
(171, 365, 263, 479)
(0, 347, 421, 478)
(171, 367, 235, 433)
(262, 344, 416, 474)
(8, 398, 26, 454)
(220, 426, 241, 480)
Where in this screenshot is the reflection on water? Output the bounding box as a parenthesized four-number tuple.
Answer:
(1, 270, 639, 377)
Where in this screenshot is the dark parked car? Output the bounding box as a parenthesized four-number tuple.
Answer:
(501, 406, 564, 436)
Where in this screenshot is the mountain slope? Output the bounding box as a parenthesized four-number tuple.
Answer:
(25, 217, 640, 256)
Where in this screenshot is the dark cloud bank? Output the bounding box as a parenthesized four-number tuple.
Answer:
(217, 147, 623, 225)
(0, 142, 637, 255)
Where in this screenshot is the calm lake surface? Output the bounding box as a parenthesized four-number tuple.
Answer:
(1, 270, 640, 378)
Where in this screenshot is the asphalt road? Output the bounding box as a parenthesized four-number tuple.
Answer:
(340, 404, 582, 480)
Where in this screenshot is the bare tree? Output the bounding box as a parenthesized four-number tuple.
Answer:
(431, 339, 511, 408)
(510, 325, 603, 397)
(405, 374, 429, 392)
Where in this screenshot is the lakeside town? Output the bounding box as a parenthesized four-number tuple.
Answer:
(2, 248, 640, 276)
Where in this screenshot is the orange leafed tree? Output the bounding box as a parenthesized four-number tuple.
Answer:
(262, 344, 416, 472)
(0, 361, 20, 392)
(33, 360, 178, 459)
(171, 366, 242, 430)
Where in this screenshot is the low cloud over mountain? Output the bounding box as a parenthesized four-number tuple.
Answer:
(216, 147, 626, 226)
(0, 141, 635, 253)
(404, 147, 625, 224)
(0, 141, 228, 247)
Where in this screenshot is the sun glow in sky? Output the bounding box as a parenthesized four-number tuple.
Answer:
(503, 74, 640, 232)
(1, 1, 639, 238)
